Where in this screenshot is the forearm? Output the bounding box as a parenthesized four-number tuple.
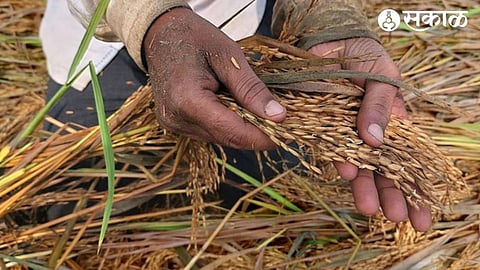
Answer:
(272, 0, 378, 50)
(67, 0, 189, 70)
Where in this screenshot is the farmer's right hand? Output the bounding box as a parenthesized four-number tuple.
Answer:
(143, 8, 286, 150)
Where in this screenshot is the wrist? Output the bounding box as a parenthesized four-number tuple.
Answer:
(142, 7, 192, 70)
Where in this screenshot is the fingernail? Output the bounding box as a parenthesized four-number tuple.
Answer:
(368, 123, 384, 144)
(265, 100, 285, 117)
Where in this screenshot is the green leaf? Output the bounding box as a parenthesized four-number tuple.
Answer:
(16, 65, 88, 143)
(67, 0, 111, 80)
(467, 7, 480, 17)
(89, 62, 115, 253)
(455, 122, 480, 132)
(117, 221, 192, 231)
(215, 158, 302, 213)
(14, 0, 111, 146)
(0, 254, 51, 270)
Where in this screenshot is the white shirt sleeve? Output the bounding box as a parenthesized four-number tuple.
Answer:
(40, 0, 266, 91)
(39, 0, 123, 91)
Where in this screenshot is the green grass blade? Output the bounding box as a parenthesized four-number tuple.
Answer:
(0, 254, 51, 270)
(117, 221, 193, 231)
(175, 247, 200, 270)
(13, 0, 110, 146)
(467, 7, 480, 17)
(433, 136, 480, 148)
(15, 0, 111, 145)
(0, 34, 42, 46)
(15, 65, 88, 144)
(67, 0, 110, 80)
(246, 199, 292, 215)
(89, 62, 115, 253)
(455, 123, 480, 132)
(215, 158, 302, 213)
(257, 228, 287, 251)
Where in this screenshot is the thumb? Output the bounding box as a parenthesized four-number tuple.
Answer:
(355, 61, 402, 148)
(210, 47, 287, 122)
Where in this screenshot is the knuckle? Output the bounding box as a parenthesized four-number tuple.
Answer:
(153, 95, 187, 132)
(169, 91, 189, 113)
(368, 102, 390, 125)
(345, 38, 381, 57)
(370, 99, 389, 113)
(396, 90, 405, 102)
(381, 62, 401, 80)
(211, 120, 251, 149)
(154, 105, 175, 130)
(220, 132, 248, 149)
(234, 73, 267, 105)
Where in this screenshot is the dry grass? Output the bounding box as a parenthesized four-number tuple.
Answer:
(0, 0, 47, 147)
(1, 0, 480, 269)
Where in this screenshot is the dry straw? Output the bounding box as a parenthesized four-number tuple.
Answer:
(0, 1, 47, 147)
(0, 35, 470, 269)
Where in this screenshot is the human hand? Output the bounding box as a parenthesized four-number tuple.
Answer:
(143, 8, 286, 150)
(309, 38, 431, 231)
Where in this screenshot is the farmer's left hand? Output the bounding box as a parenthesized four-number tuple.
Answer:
(308, 37, 431, 231)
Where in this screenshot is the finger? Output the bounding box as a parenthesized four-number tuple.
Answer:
(333, 161, 358, 181)
(312, 42, 357, 181)
(156, 64, 277, 150)
(406, 186, 432, 232)
(357, 77, 398, 147)
(407, 203, 432, 232)
(392, 90, 409, 119)
(208, 44, 287, 123)
(350, 169, 379, 216)
(159, 116, 214, 142)
(308, 41, 344, 59)
(375, 174, 408, 222)
(308, 43, 342, 71)
(185, 90, 277, 150)
(341, 40, 402, 147)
